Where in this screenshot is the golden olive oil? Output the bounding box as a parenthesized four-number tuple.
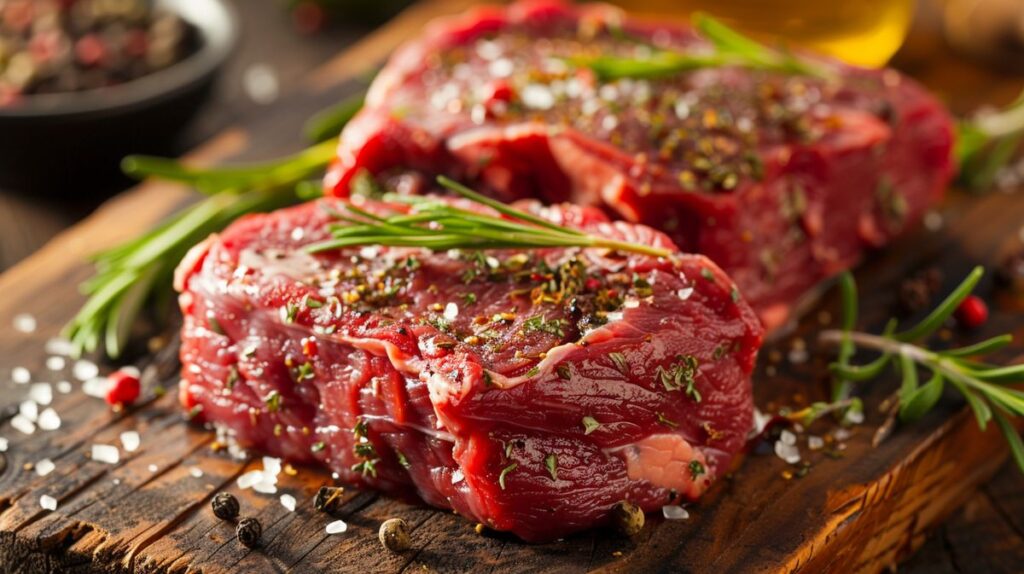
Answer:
(613, 0, 915, 68)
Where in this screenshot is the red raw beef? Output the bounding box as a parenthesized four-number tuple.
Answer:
(325, 0, 956, 330)
(175, 195, 763, 541)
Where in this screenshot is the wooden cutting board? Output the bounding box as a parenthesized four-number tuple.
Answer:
(1, 1, 1022, 572)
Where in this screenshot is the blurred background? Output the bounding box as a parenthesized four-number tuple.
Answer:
(1, 0, 1023, 269)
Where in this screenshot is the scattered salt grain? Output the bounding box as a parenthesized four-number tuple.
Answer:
(844, 409, 865, 425)
(45, 356, 66, 371)
(779, 429, 797, 446)
(56, 381, 72, 394)
(45, 338, 74, 356)
(0, 438, 7, 452)
(39, 495, 57, 511)
(263, 456, 282, 477)
(451, 469, 465, 484)
(662, 505, 689, 520)
(253, 479, 278, 494)
(521, 84, 555, 110)
(120, 431, 140, 452)
(29, 383, 52, 406)
(237, 470, 264, 489)
(11, 415, 34, 435)
(751, 409, 772, 436)
(676, 287, 694, 301)
(443, 302, 459, 321)
(73, 360, 99, 381)
(774, 440, 801, 465)
(280, 494, 296, 512)
(243, 63, 280, 105)
(923, 210, 944, 232)
(13, 313, 37, 333)
(91, 444, 120, 465)
(787, 339, 809, 364)
(148, 464, 159, 473)
(83, 377, 109, 398)
(37, 408, 61, 431)
(326, 519, 348, 534)
(189, 467, 204, 478)
(808, 436, 824, 450)
(19, 400, 38, 422)
(488, 58, 513, 78)
(11, 367, 30, 384)
(35, 459, 55, 476)
(833, 428, 852, 441)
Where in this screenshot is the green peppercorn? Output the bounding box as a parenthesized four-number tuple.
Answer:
(611, 500, 644, 537)
(314, 485, 345, 514)
(236, 517, 261, 548)
(211, 492, 239, 521)
(378, 518, 411, 553)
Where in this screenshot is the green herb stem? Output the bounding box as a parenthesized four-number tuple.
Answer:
(305, 176, 675, 259)
(956, 88, 1024, 189)
(818, 267, 1024, 474)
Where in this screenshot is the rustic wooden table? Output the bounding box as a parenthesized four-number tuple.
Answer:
(0, 1, 1022, 572)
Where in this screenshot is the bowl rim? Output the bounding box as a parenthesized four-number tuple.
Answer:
(0, 0, 239, 120)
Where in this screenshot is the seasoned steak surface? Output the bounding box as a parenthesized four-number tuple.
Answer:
(176, 196, 763, 541)
(327, 0, 955, 329)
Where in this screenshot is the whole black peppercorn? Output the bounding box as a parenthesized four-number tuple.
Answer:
(236, 517, 262, 548)
(211, 492, 239, 521)
(379, 518, 411, 553)
(898, 268, 942, 314)
(996, 249, 1024, 295)
(314, 485, 345, 514)
(610, 500, 645, 537)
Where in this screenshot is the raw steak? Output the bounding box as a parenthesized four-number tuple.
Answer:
(175, 195, 763, 541)
(325, 0, 956, 330)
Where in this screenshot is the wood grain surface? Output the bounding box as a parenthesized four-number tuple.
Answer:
(0, 1, 1022, 573)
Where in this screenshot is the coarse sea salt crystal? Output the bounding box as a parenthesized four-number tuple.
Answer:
(237, 470, 264, 489)
(91, 444, 120, 465)
(19, 400, 38, 421)
(120, 431, 140, 452)
(281, 494, 296, 512)
(677, 287, 694, 301)
(56, 381, 72, 394)
(326, 519, 348, 534)
(11, 367, 30, 384)
(73, 360, 99, 381)
(45, 338, 74, 356)
(521, 84, 555, 110)
(30, 383, 52, 406)
(190, 467, 204, 478)
(253, 479, 278, 494)
(149, 464, 159, 473)
(780, 430, 797, 446)
(0, 437, 7, 452)
(37, 408, 61, 431)
(35, 458, 55, 476)
(39, 494, 57, 511)
(13, 313, 37, 333)
(845, 409, 865, 425)
(263, 456, 282, 477)
(662, 505, 689, 520)
(451, 469, 465, 484)
(46, 356, 66, 371)
(443, 302, 459, 321)
(774, 440, 801, 465)
(83, 377, 109, 398)
(11, 415, 35, 435)
(808, 436, 824, 450)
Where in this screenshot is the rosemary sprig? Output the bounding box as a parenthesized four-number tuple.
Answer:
(817, 267, 1024, 473)
(66, 101, 358, 358)
(305, 176, 675, 259)
(956, 88, 1024, 190)
(569, 13, 833, 82)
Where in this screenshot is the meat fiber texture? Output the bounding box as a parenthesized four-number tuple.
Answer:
(325, 0, 956, 330)
(175, 195, 763, 541)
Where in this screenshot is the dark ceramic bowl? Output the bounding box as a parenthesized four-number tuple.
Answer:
(0, 0, 238, 192)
